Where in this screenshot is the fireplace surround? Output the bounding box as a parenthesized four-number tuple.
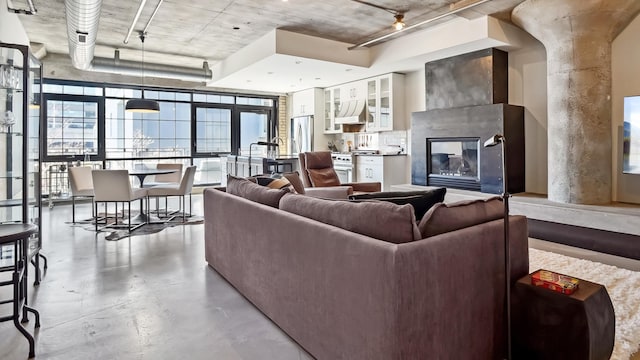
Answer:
(411, 48, 525, 194)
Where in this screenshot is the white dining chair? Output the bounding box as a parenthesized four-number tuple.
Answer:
(92, 170, 147, 232)
(147, 166, 196, 222)
(68, 166, 95, 223)
(143, 163, 183, 187)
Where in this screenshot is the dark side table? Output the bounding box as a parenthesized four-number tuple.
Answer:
(0, 223, 41, 358)
(512, 271, 615, 360)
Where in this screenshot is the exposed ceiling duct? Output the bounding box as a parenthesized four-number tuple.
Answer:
(64, 0, 102, 70)
(63, 0, 213, 83)
(91, 52, 213, 83)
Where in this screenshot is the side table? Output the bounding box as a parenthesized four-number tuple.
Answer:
(512, 271, 615, 360)
(0, 223, 41, 358)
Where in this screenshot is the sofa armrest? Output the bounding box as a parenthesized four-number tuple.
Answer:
(393, 215, 529, 358)
(343, 182, 382, 193)
(304, 186, 353, 199)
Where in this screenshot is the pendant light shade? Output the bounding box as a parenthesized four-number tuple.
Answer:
(125, 98, 160, 112)
(126, 31, 159, 113)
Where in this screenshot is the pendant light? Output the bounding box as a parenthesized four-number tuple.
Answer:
(126, 31, 160, 113)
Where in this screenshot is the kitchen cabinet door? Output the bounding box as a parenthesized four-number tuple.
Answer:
(291, 88, 316, 117)
(365, 73, 405, 132)
(323, 87, 342, 134)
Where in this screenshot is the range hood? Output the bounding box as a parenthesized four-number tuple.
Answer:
(335, 99, 367, 124)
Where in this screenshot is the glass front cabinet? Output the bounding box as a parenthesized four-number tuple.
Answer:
(0, 42, 44, 278)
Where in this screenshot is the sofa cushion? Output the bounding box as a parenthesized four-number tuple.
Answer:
(226, 175, 289, 208)
(349, 188, 446, 221)
(280, 193, 421, 244)
(418, 197, 504, 238)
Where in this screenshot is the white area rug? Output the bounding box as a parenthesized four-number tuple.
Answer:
(530, 248, 640, 360)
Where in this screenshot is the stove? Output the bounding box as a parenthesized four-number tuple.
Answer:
(331, 153, 355, 183)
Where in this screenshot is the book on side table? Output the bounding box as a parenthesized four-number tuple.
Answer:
(530, 269, 580, 295)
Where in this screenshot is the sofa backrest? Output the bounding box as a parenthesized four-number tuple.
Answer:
(226, 175, 290, 208)
(418, 197, 504, 238)
(280, 193, 421, 244)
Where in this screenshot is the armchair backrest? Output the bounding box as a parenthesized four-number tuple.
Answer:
(300, 151, 341, 187)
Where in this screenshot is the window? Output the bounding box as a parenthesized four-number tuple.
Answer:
(195, 106, 232, 154)
(44, 95, 102, 159)
(41, 80, 279, 187)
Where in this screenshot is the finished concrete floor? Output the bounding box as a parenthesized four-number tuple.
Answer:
(0, 195, 313, 360)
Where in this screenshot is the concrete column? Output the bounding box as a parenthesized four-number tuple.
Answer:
(512, 0, 640, 204)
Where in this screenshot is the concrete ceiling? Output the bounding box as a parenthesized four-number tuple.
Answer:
(16, 0, 527, 94)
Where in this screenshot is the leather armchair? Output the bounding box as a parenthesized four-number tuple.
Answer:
(299, 151, 381, 193)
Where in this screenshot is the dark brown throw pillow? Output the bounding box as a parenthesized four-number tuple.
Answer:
(349, 188, 446, 221)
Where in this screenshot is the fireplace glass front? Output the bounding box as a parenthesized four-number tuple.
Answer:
(428, 138, 480, 189)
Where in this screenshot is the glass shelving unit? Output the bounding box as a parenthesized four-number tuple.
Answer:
(0, 42, 44, 283)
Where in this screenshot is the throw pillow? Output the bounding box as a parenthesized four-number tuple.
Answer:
(280, 171, 306, 194)
(280, 194, 421, 244)
(255, 175, 297, 193)
(349, 188, 446, 221)
(226, 175, 289, 208)
(418, 197, 504, 238)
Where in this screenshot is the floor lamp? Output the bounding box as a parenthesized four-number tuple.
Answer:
(484, 134, 511, 360)
(248, 141, 279, 177)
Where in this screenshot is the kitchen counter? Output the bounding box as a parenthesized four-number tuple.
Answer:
(227, 155, 299, 177)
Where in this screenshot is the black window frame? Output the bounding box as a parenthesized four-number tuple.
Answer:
(42, 93, 106, 162)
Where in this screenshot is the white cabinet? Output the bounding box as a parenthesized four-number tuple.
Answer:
(340, 79, 367, 103)
(323, 87, 342, 134)
(365, 73, 405, 132)
(291, 88, 323, 117)
(356, 155, 407, 191)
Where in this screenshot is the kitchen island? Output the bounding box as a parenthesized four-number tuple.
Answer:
(227, 154, 300, 177)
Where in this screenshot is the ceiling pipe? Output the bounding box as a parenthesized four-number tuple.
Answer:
(123, 0, 148, 44)
(349, 0, 491, 49)
(142, 0, 164, 35)
(91, 55, 213, 83)
(64, 0, 103, 70)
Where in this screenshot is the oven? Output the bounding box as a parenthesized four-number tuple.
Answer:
(332, 153, 354, 183)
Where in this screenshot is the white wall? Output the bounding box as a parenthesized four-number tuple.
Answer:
(508, 39, 548, 195)
(0, 0, 29, 45)
(403, 69, 426, 179)
(612, 12, 640, 204)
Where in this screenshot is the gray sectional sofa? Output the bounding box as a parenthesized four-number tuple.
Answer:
(203, 178, 529, 360)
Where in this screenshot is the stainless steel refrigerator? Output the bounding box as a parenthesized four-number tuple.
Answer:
(290, 115, 313, 155)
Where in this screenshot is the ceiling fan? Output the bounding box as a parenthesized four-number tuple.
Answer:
(351, 0, 408, 31)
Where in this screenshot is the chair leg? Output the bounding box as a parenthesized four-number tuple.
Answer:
(94, 202, 99, 231)
(72, 196, 76, 223)
(182, 195, 186, 222)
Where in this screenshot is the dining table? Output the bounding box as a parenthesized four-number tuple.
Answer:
(128, 168, 177, 223)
